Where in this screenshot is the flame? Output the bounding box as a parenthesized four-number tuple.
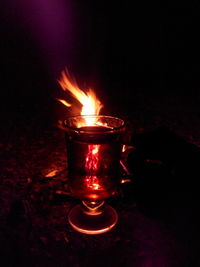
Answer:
(58, 69, 103, 125)
(58, 69, 104, 192)
(56, 98, 71, 107)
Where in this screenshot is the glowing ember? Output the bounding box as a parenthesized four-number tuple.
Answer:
(58, 69, 103, 125)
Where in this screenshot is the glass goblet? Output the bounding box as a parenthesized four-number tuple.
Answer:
(63, 115, 125, 234)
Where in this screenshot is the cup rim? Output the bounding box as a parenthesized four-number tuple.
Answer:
(63, 115, 125, 133)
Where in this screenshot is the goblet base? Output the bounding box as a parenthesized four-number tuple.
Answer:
(68, 204, 118, 235)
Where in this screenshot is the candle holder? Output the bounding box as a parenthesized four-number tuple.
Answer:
(63, 115, 126, 234)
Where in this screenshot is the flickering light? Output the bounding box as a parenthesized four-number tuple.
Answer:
(58, 69, 103, 125)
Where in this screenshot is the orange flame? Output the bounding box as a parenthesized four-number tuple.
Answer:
(58, 69, 103, 192)
(58, 69, 103, 123)
(56, 98, 71, 107)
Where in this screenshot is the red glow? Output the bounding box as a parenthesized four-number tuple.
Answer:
(85, 145, 102, 190)
(85, 176, 101, 190)
(85, 145, 100, 171)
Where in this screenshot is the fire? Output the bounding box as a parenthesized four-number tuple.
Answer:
(58, 69, 103, 192)
(56, 98, 71, 107)
(58, 69, 103, 125)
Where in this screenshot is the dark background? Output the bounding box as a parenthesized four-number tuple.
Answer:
(0, 0, 200, 139)
(1, 1, 200, 266)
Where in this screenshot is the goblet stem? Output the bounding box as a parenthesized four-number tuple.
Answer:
(82, 200, 105, 215)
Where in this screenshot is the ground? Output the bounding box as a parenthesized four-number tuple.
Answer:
(1, 99, 199, 266)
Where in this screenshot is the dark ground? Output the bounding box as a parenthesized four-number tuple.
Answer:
(1, 1, 200, 266)
(1, 107, 200, 267)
